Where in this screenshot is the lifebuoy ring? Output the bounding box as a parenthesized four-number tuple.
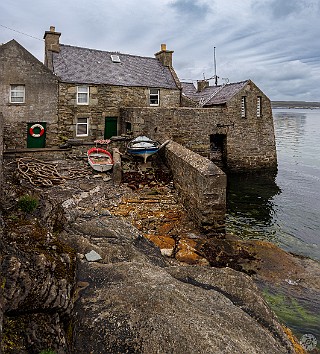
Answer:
(29, 124, 45, 138)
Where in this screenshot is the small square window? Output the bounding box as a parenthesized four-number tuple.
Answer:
(10, 85, 25, 103)
(76, 117, 89, 136)
(149, 88, 160, 106)
(77, 86, 89, 105)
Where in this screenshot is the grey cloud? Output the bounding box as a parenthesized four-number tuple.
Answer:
(1, 0, 320, 100)
(269, 0, 303, 18)
(169, 0, 212, 19)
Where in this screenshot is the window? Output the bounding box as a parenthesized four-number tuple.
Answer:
(125, 122, 132, 134)
(10, 85, 25, 103)
(76, 117, 89, 136)
(241, 96, 246, 118)
(77, 86, 89, 105)
(149, 88, 160, 106)
(257, 96, 262, 118)
(111, 54, 121, 63)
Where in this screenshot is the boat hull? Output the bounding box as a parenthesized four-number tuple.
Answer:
(87, 147, 113, 172)
(127, 136, 160, 163)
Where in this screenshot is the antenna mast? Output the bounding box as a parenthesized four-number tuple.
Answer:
(214, 46, 218, 86)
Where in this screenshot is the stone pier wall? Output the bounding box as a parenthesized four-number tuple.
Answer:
(163, 141, 226, 233)
(121, 101, 277, 172)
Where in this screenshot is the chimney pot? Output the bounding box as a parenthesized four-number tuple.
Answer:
(155, 44, 173, 67)
(50, 26, 55, 32)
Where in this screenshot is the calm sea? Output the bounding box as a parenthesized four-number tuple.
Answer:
(227, 108, 320, 261)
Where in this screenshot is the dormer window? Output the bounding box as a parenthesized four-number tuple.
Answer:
(149, 88, 160, 106)
(10, 85, 25, 103)
(77, 86, 89, 105)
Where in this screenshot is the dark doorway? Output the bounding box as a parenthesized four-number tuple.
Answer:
(104, 117, 117, 139)
(210, 133, 226, 168)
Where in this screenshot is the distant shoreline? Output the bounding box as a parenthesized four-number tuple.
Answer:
(272, 101, 320, 109)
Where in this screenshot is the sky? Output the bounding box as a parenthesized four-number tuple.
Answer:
(1, 0, 320, 101)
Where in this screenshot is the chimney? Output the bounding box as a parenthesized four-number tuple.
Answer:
(43, 26, 61, 69)
(197, 80, 209, 92)
(154, 43, 174, 67)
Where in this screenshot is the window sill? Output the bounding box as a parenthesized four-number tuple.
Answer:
(7, 103, 26, 106)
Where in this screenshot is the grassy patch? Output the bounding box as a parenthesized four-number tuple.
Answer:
(17, 194, 39, 213)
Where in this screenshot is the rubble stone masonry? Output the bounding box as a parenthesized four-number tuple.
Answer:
(57, 83, 180, 141)
(121, 83, 277, 172)
(164, 141, 226, 233)
(0, 40, 59, 149)
(0, 112, 3, 197)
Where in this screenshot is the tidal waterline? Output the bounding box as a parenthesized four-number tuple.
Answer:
(226, 108, 320, 261)
(226, 109, 320, 348)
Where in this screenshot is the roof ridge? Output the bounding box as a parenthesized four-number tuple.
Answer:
(60, 43, 157, 61)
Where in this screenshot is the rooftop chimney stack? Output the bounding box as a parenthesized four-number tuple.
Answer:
(43, 26, 61, 69)
(197, 80, 209, 92)
(155, 43, 174, 67)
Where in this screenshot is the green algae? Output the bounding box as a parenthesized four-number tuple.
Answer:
(262, 289, 320, 349)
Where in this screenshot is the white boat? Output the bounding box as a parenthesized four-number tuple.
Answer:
(87, 147, 113, 172)
(127, 136, 161, 163)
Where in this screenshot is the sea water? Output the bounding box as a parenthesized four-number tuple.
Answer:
(226, 108, 320, 261)
(226, 108, 320, 350)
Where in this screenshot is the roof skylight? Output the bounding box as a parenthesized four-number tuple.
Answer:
(110, 54, 121, 63)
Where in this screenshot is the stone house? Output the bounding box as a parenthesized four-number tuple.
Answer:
(123, 79, 277, 171)
(43, 26, 181, 142)
(0, 26, 277, 171)
(0, 40, 59, 149)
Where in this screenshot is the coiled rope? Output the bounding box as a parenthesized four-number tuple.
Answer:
(17, 157, 91, 187)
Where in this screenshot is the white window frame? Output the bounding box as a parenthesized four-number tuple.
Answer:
(149, 88, 160, 106)
(77, 86, 89, 105)
(241, 96, 247, 118)
(76, 117, 89, 137)
(257, 96, 262, 118)
(10, 85, 25, 103)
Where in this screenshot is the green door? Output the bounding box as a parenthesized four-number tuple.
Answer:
(104, 117, 117, 139)
(27, 122, 46, 148)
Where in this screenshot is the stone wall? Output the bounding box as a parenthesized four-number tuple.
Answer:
(0, 112, 3, 200)
(0, 40, 59, 149)
(222, 80, 277, 171)
(58, 83, 181, 142)
(163, 141, 226, 233)
(121, 84, 277, 172)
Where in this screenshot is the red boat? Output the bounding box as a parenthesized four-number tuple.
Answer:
(87, 147, 113, 172)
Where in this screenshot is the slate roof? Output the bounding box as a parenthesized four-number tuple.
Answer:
(181, 80, 249, 106)
(51, 44, 178, 89)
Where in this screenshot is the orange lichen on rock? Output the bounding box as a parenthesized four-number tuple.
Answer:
(282, 326, 307, 354)
(175, 238, 208, 265)
(144, 234, 176, 250)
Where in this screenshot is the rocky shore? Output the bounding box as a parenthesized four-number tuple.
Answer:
(1, 155, 318, 353)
